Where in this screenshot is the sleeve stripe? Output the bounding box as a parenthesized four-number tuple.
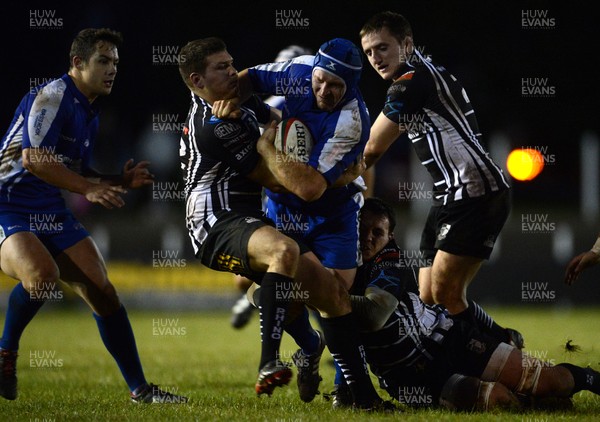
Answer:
(27, 79, 67, 147)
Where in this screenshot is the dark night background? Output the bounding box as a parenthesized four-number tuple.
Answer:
(1, 1, 599, 302)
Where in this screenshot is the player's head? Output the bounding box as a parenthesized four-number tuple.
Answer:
(178, 37, 239, 103)
(312, 38, 362, 112)
(68, 28, 122, 100)
(274, 45, 312, 62)
(359, 197, 396, 261)
(360, 11, 414, 81)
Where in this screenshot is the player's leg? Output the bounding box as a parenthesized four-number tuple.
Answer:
(429, 250, 482, 314)
(484, 345, 600, 398)
(418, 266, 434, 304)
(430, 191, 522, 345)
(250, 253, 385, 408)
(481, 343, 600, 404)
(294, 253, 384, 408)
(0, 232, 57, 400)
(55, 236, 186, 403)
(246, 225, 300, 394)
(439, 374, 520, 411)
(230, 275, 255, 329)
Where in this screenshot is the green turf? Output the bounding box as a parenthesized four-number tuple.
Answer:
(1, 306, 599, 421)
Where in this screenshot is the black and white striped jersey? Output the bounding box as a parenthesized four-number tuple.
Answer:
(351, 240, 453, 380)
(383, 50, 509, 205)
(180, 94, 269, 253)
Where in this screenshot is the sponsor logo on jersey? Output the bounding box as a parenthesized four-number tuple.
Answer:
(214, 122, 242, 139)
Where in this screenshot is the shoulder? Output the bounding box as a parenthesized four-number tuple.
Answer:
(386, 69, 424, 98)
(252, 55, 313, 74)
(325, 98, 366, 139)
(30, 78, 68, 112)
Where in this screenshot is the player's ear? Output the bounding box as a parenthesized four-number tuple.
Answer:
(404, 36, 414, 55)
(72, 56, 85, 71)
(190, 72, 204, 89)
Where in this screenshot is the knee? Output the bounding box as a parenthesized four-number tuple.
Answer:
(431, 275, 464, 307)
(24, 264, 60, 291)
(92, 281, 121, 315)
(271, 238, 300, 270)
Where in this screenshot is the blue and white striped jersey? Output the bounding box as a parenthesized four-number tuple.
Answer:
(248, 56, 369, 216)
(0, 74, 98, 210)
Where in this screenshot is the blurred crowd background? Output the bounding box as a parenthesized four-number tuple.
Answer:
(1, 1, 599, 305)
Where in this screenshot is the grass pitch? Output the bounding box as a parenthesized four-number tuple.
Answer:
(0, 306, 599, 421)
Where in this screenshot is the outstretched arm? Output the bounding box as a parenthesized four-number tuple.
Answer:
(565, 236, 600, 284)
(83, 159, 154, 189)
(364, 111, 404, 169)
(23, 148, 127, 209)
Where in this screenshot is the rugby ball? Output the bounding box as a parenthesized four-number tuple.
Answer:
(274, 118, 313, 163)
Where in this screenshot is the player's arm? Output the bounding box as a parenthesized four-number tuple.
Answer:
(23, 148, 126, 209)
(364, 111, 404, 169)
(565, 234, 600, 284)
(251, 122, 327, 201)
(350, 286, 399, 332)
(365, 74, 427, 169)
(82, 160, 154, 189)
(22, 87, 127, 208)
(213, 65, 286, 119)
(330, 155, 366, 188)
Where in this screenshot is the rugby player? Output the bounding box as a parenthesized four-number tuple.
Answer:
(234, 38, 371, 397)
(178, 37, 386, 409)
(346, 197, 600, 410)
(359, 12, 521, 346)
(0, 28, 186, 403)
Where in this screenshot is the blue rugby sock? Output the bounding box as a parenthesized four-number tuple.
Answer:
(94, 305, 147, 392)
(285, 307, 319, 355)
(0, 283, 45, 351)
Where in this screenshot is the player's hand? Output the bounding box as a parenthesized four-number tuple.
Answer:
(213, 98, 242, 119)
(257, 121, 277, 156)
(346, 155, 367, 180)
(122, 159, 154, 189)
(84, 184, 127, 209)
(564, 250, 600, 285)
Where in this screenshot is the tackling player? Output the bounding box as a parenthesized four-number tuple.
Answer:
(348, 197, 600, 410)
(359, 12, 521, 346)
(0, 28, 185, 403)
(178, 37, 386, 408)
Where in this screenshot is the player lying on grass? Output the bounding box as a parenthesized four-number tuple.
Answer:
(344, 197, 600, 410)
(178, 37, 386, 409)
(0, 28, 185, 403)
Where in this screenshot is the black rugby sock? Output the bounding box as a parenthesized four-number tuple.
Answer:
(257, 273, 292, 369)
(468, 300, 511, 343)
(558, 363, 600, 395)
(320, 312, 380, 407)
